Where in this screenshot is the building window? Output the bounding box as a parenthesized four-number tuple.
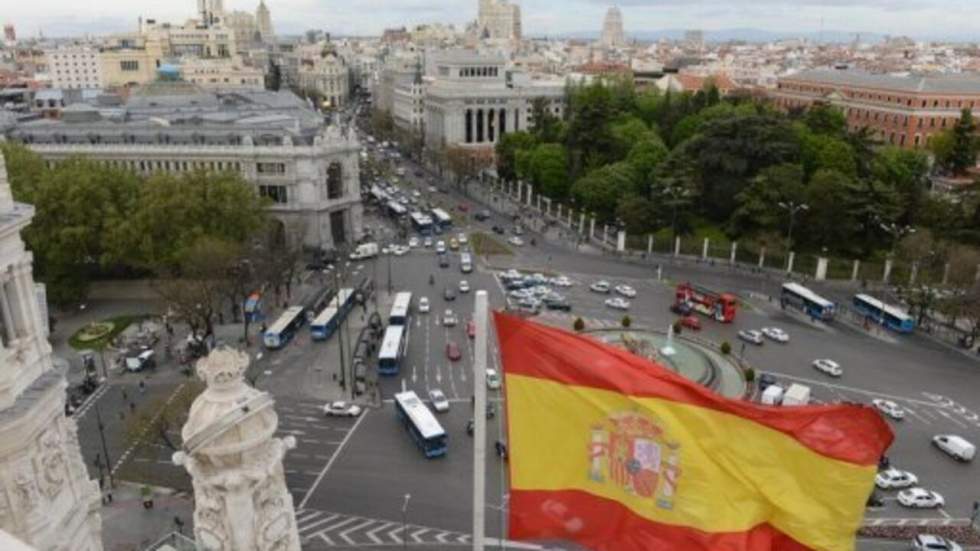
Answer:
(327, 162, 344, 199)
(259, 185, 288, 204)
(256, 162, 286, 174)
(120, 60, 139, 71)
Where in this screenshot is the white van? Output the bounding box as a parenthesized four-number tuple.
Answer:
(782, 383, 811, 406)
(760, 385, 784, 406)
(932, 434, 976, 462)
(349, 242, 379, 260)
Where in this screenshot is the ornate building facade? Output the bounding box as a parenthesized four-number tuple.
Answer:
(476, 0, 521, 41)
(0, 147, 103, 550)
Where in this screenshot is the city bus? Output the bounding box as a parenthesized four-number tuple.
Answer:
(431, 208, 452, 229)
(332, 287, 356, 316)
(378, 324, 407, 376)
(389, 291, 413, 326)
(780, 282, 836, 322)
(263, 306, 306, 349)
(387, 200, 408, 218)
(393, 390, 448, 458)
(852, 294, 915, 333)
(409, 212, 434, 236)
(310, 306, 340, 341)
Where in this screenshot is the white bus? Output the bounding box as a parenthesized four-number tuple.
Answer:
(409, 212, 433, 235)
(393, 391, 447, 458)
(263, 306, 306, 349)
(310, 306, 339, 341)
(387, 200, 408, 218)
(852, 294, 915, 333)
(378, 324, 407, 376)
(431, 208, 452, 229)
(389, 291, 413, 326)
(780, 282, 835, 322)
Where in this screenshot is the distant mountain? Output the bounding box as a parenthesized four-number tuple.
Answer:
(550, 28, 889, 44)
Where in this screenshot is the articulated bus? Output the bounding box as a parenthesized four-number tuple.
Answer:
(853, 294, 915, 333)
(378, 324, 407, 376)
(310, 287, 356, 341)
(389, 291, 413, 326)
(263, 306, 306, 349)
(393, 390, 447, 458)
(780, 282, 835, 322)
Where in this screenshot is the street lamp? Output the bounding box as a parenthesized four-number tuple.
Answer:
(400, 493, 411, 550)
(778, 201, 809, 252)
(663, 184, 691, 247)
(880, 222, 915, 256)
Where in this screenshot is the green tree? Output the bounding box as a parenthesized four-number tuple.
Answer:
(495, 131, 537, 182)
(803, 169, 857, 251)
(800, 132, 857, 178)
(929, 130, 956, 172)
(527, 143, 569, 199)
(445, 146, 491, 194)
(610, 116, 652, 160)
(565, 81, 618, 175)
(0, 142, 47, 203)
(529, 97, 563, 143)
(950, 108, 978, 176)
(570, 162, 636, 221)
(804, 104, 847, 136)
(625, 136, 669, 194)
(730, 163, 806, 237)
(616, 193, 656, 234)
(871, 146, 930, 225)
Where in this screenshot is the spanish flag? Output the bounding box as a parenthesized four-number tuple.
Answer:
(495, 312, 893, 551)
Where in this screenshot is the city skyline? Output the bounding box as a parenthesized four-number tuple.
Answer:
(6, 0, 980, 41)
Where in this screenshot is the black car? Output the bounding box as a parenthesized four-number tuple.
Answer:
(492, 225, 505, 235)
(543, 296, 572, 311)
(438, 255, 450, 268)
(475, 210, 491, 221)
(444, 287, 456, 301)
(757, 373, 777, 391)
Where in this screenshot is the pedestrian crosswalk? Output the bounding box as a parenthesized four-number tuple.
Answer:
(296, 508, 472, 548)
(535, 311, 632, 332)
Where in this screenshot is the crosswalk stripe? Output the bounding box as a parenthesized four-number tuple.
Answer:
(298, 513, 340, 535)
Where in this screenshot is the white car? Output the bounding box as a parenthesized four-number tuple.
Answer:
(458, 233, 469, 245)
(412, 190, 421, 199)
(812, 358, 843, 377)
(428, 186, 438, 193)
(459, 280, 470, 293)
(897, 488, 944, 509)
(418, 297, 430, 313)
(872, 399, 905, 420)
(875, 468, 918, 489)
(424, 237, 433, 248)
(508, 236, 524, 247)
(552, 276, 573, 287)
(590, 281, 611, 294)
(502, 269, 522, 279)
(392, 245, 409, 256)
(436, 241, 447, 254)
(932, 434, 976, 462)
(614, 284, 637, 298)
(323, 401, 362, 417)
(738, 329, 764, 345)
(442, 309, 458, 326)
(408, 237, 420, 248)
(381, 245, 391, 255)
(605, 297, 631, 310)
(428, 389, 450, 412)
(486, 369, 501, 390)
(761, 327, 789, 343)
(911, 534, 962, 551)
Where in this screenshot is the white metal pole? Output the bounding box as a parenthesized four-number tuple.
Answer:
(472, 290, 489, 551)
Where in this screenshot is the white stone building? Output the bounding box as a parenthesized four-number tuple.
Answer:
(424, 50, 565, 149)
(181, 56, 265, 89)
(297, 51, 349, 108)
(44, 46, 103, 89)
(5, 85, 362, 251)
(256, 0, 275, 44)
(600, 7, 625, 49)
(0, 148, 104, 550)
(476, 0, 521, 41)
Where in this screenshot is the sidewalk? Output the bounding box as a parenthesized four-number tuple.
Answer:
(100, 482, 194, 551)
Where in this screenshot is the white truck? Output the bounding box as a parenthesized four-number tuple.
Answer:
(782, 383, 811, 406)
(349, 242, 379, 260)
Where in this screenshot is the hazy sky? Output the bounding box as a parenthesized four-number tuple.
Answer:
(5, 0, 980, 39)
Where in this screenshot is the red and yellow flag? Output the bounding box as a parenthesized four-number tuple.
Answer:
(495, 312, 893, 551)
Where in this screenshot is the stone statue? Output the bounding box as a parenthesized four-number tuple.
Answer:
(173, 346, 300, 551)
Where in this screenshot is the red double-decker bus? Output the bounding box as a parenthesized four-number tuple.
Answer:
(674, 282, 737, 323)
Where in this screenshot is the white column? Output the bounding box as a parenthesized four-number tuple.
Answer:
(942, 262, 950, 285)
(883, 258, 893, 283)
(815, 257, 828, 281)
(526, 185, 533, 207)
(787, 251, 795, 273)
(472, 291, 489, 551)
(673, 236, 681, 257)
(702, 238, 709, 259)
(589, 217, 596, 238)
(647, 234, 654, 255)
(909, 262, 919, 285)
(567, 208, 573, 228)
(0, 278, 15, 343)
(555, 203, 562, 220)
(729, 241, 738, 265)
(579, 213, 586, 235)
(851, 260, 860, 281)
(616, 230, 626, 253)
(602, 225, 609, 244)
(758, 247, 766, 268)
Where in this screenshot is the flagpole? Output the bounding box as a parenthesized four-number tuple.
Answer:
(473, 290, 488, 551)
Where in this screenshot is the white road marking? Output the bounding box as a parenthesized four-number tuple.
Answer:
(936, 409, 969, 429)
(899, 406, 932, 426)
(938, 508, 951, 519)
(772, 373, 940, 407)
(298, 410, 369, 509)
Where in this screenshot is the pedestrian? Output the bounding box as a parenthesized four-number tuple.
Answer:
(129, 402, 136, 413)
(139, 380, 145, 394)
(121, 388, 128, 402)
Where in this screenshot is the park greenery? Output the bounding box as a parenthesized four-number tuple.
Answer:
(1, 142, 297, 342)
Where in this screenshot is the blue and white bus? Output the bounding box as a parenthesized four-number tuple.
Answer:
(409, 212, 433, 235)
(378, 325, 407, 376)
(263, 306, 306, 349)
(389, 291, 413, 326)
(393, 390, 447, 458)
(332, 287, 356, 316)
(780, 282, 836, 322)
(852, 294, 915, 333)
(310, 306, 340, 341)
(387, 200, 408, 218)
(431, 208, 452, 229)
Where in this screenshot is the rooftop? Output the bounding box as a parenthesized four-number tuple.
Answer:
(784, 69, 980, 94)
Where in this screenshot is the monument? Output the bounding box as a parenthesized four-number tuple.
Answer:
(173, 347, 300, 551)
(0, 149, 104, 548)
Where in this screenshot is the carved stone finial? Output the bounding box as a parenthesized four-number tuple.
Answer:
(195, 346, 248, 392)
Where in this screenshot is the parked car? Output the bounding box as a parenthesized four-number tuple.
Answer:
(605, 297, 631, 310)
(931, 434, 976, 462)
(679, 315, 701, 330)
(551, 276, 573, 287)
(911, 534, 962, 551)
(446, 342, 462, 361)
(614, 284, 637, 298)
(590, 281, 611, 294)
(475, 210, 490, 221)
(543, 295, 572, 311)
(812, 358, 843, 377)
(897, 488, 944, 509)
(442, 309, 458, 326)
(738, 329, 764, 345)
(323, 401, 362, 417)
(492, 225, 506, 235)
(508, 236, 524, 247)
(875, 468, 918, 489)
(872, 399, 905, 420)
(761, 327, 789, 343)
(418, 296, 430, 313)
(486, 369, 501, 389)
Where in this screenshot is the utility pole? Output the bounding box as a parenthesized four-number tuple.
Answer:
(472, 291, 488, 551)
(401, 493, 411, 550)
(334, 267, 347, 391)
(94, 402, 114, 489)
(778, 201, 809, 252)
